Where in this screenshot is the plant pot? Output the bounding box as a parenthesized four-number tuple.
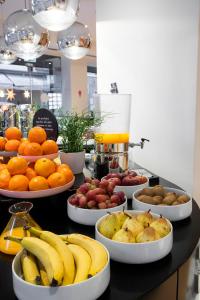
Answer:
(59, 151, 85, 174)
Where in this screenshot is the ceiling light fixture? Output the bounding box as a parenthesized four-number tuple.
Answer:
(3, 9, 49, 61)
(7, 89, 16, 101)
(31, 0, 80, 32)
(0, 89, 5, 97)
(57, 22, 91, 60)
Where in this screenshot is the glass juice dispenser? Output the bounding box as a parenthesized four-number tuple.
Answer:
(94, 94, 131, 179)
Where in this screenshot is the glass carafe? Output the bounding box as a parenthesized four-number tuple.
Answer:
(0, 202, 41, 255)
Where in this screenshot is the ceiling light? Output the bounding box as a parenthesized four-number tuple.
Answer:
(0, 89, 5, 98)
(57, 22, 91, 60)
(4, 9, 49, 61)
(0, 36, 17, 65)
(7, 89, 16, 101)
(31, 0, 80, 32)
(24, 90, 30, 98)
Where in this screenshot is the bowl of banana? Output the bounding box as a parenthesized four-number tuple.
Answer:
(11, 228, 110, 300)
(132, 185, 192, 221)
(95, 210, 173, 264)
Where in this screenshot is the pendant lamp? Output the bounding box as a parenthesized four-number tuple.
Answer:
(57, 22, 91, 60)
(0, 36, 16, 64)
(31, 0, 80, 32)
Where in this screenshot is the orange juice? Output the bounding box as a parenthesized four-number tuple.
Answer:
(95, 133, 129, 144)
(0, 227, 30, 255)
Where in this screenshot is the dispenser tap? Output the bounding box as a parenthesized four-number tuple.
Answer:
(129, 138, 150, 149)
(110, 83, 119, 94)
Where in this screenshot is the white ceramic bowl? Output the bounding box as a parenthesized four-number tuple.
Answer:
(67, 195, 128, 226)
(12, 247, 110, 300)
(18, 153, 58, 162)
(0, 177, 75, 199)
(114, 177, 149, 199)
(132, 187, 192, 221)
(95, 210, 173, 264)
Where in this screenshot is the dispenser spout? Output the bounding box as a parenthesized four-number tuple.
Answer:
(129, 138, 150, 149)
(110, 82, 119, 94)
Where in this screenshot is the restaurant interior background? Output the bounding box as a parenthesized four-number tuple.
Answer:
(0, 0, 199, 205)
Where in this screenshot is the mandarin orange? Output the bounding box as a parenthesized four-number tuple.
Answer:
(5, 139, 21, 152)
(18, 141, 30, 155)
(0, 169, 11, 189)
(0, 137, 7, 151)
(57, 165, 73, 183)
(5, 127, 22, 141)
(28, 127, 47, 144)
(0, 163, 7, 171)
(34, 158, 56, 178)
(29, 176, 49, 191)
(24, 142, 43, 156)
(25, 167, 37, 181)
(48, 172, 67, 188)
(41, 140, 58, 155)
(7, 157, 28, 175)
(8, 175, 29, 191)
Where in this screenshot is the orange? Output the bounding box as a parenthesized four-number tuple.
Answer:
(5, 127, 22, 141)
(41, 140, 58, 155)
(9, 175, 29, 191)
(0, 164, 7, 171)
(24, 142, 43, 156)
(0, 137, 7, 151)
(29, 176, 49, 191)
(21, 138, 28, 143)
(28, 162, 35, 169)
(28, 127, 47, 144)
(48, 172, 67, 188)
(7, 157, 28, 175)
(34, 158, 56, 178)
(5, 139, 21, 152)
(25, 167, 37, 181)
(57, 164, 73, 183)
(0, 169, 11, 189)
(18, 141, 30, 155)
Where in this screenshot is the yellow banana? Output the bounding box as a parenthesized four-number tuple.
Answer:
(21, 250, 41, 285)
(28, 227, 75, 285)
(62, 234, 108, 276)
(37, 260, 50, 286)
(67, 244, 91, 284)
(5, 236, 64, 286)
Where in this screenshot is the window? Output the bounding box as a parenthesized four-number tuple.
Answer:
(48, 93, 62, 110)
(87, 66, 97, 110)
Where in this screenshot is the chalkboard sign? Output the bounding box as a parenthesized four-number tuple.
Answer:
(33, 109, 58, 141)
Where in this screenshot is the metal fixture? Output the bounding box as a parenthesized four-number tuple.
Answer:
(31, 0, 80, 32)
(129, 138, 150, 149)
(110, 83, 118, 94)
(58, 22, 91, 60)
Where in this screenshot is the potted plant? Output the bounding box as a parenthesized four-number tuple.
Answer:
(59, 111, 103, 174)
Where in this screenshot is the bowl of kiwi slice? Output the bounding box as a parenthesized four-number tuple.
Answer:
(132, 185, 192, 221)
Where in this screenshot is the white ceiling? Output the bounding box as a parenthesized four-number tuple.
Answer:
(0, 0, 96, 55)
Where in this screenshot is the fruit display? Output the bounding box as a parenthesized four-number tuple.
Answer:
(5, 229, 108, 286)
(103, 170, 148, 186)
(1, 126, 58, 156)
(135, 185, 190, 206)
(68, 177, 126, 210)
(98, 211, 171, 243)
(0, 157, 74, 192)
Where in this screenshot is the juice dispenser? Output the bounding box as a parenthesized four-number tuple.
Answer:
(94, 93, 131, 178)
(93, 93, 149, 179)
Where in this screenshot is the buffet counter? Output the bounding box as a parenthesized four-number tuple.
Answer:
(0, 172, 200, 300)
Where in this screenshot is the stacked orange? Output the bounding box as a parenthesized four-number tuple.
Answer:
(1, 127, 58, 156)
(0, 158, 74, 191)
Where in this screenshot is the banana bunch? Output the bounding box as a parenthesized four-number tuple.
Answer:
(5, 229, 108, 287)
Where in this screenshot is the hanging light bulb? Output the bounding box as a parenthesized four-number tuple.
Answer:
(0, 36, 17, 65)
(58, 22, 91, 60)
(24, 90, 30, 98)
(3, 9, 49, 61)
(31, 0, 80, 32)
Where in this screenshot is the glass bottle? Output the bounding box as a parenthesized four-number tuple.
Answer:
(0, 202, 41, 255)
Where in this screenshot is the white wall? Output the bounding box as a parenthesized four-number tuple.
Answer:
(96, 0, 199, 193)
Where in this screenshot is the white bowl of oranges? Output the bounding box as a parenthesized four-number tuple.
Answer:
(0, 126, 59, 162)
(0, 157, 75, 199)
